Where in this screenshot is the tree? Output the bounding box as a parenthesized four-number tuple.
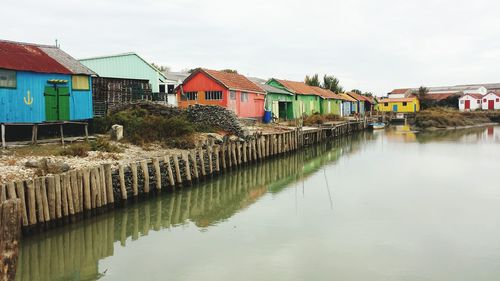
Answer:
(323, 75, 343, 93)
(363, 92, 373, 97)
(305, 74, 321, 87)
(351, 89, 362, 95)
(416, 86, 429, 99)
(151, 63, 170, 72)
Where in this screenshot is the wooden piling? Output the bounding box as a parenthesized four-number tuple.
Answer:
(118, 165, 127, 200)
(82, 169, 91, 210)
(0, 199, 22, 280)
(140, 160, 150, 194)
(183, 153, 192, 183)
(130, 162, 139, 197)
(173, 155, 182, 184)
(221, 144, 227, 170)
(242, 142, 248, 163)
(153, 158, 162, 191)
(26, 180, 37, 225)
(199, 149, 206, 177)
(214, 146, 220, 172)
(14, 181, 28, 226)
(164, 155, 175, 187)
(34, 178, 45, 223)
(46, 177, 56, 221)
(188, 152, 198, 180)
(207, 146, 213, 174)
(103, 164, 114, 204)
(0, 184, 5, 203)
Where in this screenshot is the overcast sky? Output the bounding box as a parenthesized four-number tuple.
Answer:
(2, 0, 500, 95)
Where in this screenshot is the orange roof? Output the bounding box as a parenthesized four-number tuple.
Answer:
(391, 88, 411, 95)
(379, 98, 417, 103)
(311, 86, 347, 100)
(275, 79, 318, 95)
(199, 69, 265, 94)
(340, 93, 357, 102)
(346, 92, 370, 102)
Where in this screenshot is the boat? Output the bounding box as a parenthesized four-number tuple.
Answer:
(369, 122, 387, 130)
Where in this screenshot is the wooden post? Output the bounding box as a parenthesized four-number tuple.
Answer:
(26, 180, 37, 225)
(164, 155, 176, 187)
(232, 142, 238, 166)
(1, 124, 5, 149)
(0, 199, 22, 281)
(92, 167, 102, 209)
(207, 146, 213, 175)
(104, 164, 114, 204)
(0, 185, 5, 203)
(84, 123, 89, 142)
(256, 138, 262, 160)
(199, 149, 206, 177)
(118, 165, 127, 200)
(66, 172, 76, 215)
(188, 152, 198, 180)
(34, 178, 45, 222)
(237, 142, 242, 164)
(31, 124, 38, 145)
(60, 174, 69, 217)
(15, 181, 28, 226)
(153, 158, 162, 191)
(252, 139, 257, 161)
(41, 177, 50, 221)
(183, 153, 192, 183)
(214, 146, 220, 173)
(140, 160, 150, 194)
(130, 162, 139, 196)
(173, 155, 182, 184)
(6, 183, 16, 200)
(55, 174, 63, 218)
(89, 169, 97, 209)
(46, 177, 56, 221)
(221, 144, 227, 170)
(242, 142, 248, 163)
(69, 171, 80, 213)
(99, 166, 107, 206)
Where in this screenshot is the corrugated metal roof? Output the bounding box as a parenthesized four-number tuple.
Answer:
(379, 98, 417, 103)
(260, 84, 293, 95)
(39, 45, 95, 75)
(0, 40, 71, 74)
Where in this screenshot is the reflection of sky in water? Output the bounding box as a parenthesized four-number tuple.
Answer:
(16, 127, 500, 281)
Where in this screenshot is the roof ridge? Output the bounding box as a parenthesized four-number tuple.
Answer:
(0, 38, 57, 49)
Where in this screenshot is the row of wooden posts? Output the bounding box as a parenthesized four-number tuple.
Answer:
(0, 122, 366, 231)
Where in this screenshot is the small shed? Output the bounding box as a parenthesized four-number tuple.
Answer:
(0, 40, 94, 123)
(261, 84, 295, 120)
(378, 97, 420, 113)
(481, 92, 500, 110)
(340, 94, 358, 116)
(312, 87, 344, 116)
(458, 94, 483, 111)
(268, 79, 321, 117)
(176, 69, 266, 119)
(346, 92, 368, 115)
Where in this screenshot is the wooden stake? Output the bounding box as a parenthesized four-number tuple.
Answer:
(1, 124, 5, 149)
(207, 146, 213, 174)
(103, 164, 114, 204)
(214, 146, 220, 172)
(15, 181, 28, 226)
(46, 177, 56, 221)
(130, 162, 139, 196)
(199, 149, 206, 177)
(99, 166, 107, 206)
(60, 124, 64, 145)
(40, 177, 50, 221)
(118, 165, 127, 200)
(66, 172, 75, 215)
(140, 160, 150, 193)
(183, 153, 192, 183)
(164, 155, 175, 187)
(6, 182, 16, 200)
(34, 178, 45, 223)
(189, 151, 198, 180)
(26, 180, 37, 225)
(153, 158, 162, 191)
(0, 184, 5, 203)
(60, 174, 69, 217)
(173, 155, 182, 184)
(221, 144, 227, 169)
(54, 174, 62, 218)
(82, 169, 92, 210)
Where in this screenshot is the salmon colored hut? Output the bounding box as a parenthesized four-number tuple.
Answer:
(176, 69, 266, 118)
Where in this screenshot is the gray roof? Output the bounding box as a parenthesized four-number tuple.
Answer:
(38, 45, 95, 76)
(163, 71, 190, 82)
(260, 84, 293, 95)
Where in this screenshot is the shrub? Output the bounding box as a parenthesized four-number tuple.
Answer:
(303, 113, 345, 126)
(90, 138, 124, 153)
(59, 143, 91, 157)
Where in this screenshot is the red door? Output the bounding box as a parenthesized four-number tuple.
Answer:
(489, 100, 494, 110)
(465, 100, 470, 109)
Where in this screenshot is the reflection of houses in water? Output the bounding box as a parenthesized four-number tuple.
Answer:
(16, 135, 365, 281)
(385, 125, 417, 143)
(413, 126, 500, 144)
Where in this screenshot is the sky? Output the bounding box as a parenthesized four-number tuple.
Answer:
(2, 0, 500, 96)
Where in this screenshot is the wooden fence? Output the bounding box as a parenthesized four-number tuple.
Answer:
(0, 199, 22, 281)
(0, 121, 366, 231)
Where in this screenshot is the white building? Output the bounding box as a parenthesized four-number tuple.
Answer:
(459, 94, 483, 111)
(164, 71, 189, 106)
(482, 92, 500, 110)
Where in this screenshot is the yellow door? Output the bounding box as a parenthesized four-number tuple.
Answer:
(272, 101, 279, 118)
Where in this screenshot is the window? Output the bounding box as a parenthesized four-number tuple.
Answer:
(159, 84, 166, 93)
(384, 102, 388, 106)
(230, 91, 236, 100)
(72, 75, 90, 90)
(402, 102, 407, 106)
(496, 98, 499, 102)
(478, 100, 481, 104)
(205, 91, 222, 100)
(484, 99, 487, 102)
(0, 69, 16, 88)
(167, 85, 175, 94)
(241, 92, 248, 102)
(185, 91, 198, 100)
(460, 100, 464, 104)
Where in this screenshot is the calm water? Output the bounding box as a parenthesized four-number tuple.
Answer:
(16, 126, 500, 281)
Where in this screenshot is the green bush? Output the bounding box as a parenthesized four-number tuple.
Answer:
(59, 143, 91, 157)
(90, 138, 124, 153)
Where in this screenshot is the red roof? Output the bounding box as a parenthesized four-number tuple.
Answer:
(486, 91, 500, 98)
(311, 86, 346, 100)
(346, 92, 371, 102)
(391, 88, 410, 95)
(422, 93, 457, 101)
(0, 40, 72, 74)
(462, 94, 483, 99)
(275, 79, 317, 95)
(379, 98, 417, 103)
(202, 69, 265, 94)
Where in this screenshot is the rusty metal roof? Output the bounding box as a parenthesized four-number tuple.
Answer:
(0, 39, 92, 75)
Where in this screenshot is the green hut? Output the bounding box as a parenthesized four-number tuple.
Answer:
(312, 86, 344, 116)
(267, 79, 321, 117)
(261, 84, 295, 120)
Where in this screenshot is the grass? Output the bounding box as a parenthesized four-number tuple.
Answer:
(414, 107, 498, 129)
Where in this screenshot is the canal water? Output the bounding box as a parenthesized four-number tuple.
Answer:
(16, 126, 500, 281)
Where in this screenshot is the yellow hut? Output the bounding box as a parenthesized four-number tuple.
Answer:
(378, 97, 420, 113)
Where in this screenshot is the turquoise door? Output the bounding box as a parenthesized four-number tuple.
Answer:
(392, 104, 398, 112)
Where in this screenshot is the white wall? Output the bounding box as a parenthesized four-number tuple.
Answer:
(459, 95, 482, 111)
(464, 86, 487, 96)
(482, 93, 500, 110)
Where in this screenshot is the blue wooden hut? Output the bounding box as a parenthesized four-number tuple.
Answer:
(0, 40, 95, 145)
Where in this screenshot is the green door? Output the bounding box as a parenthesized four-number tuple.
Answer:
(45, 86, 70, 121)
